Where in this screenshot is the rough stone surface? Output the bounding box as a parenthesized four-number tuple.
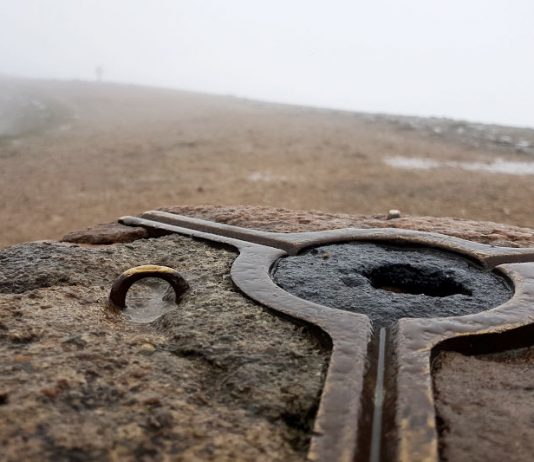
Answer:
(162, 205, 534, 248)
(0, 234, 328, 461)
(8, 205, 534, 461)
(62, 206, 534, 248)
(433, 348, 534, 462)
(62, 222, 149, 244)
(273, 242, 512, 328)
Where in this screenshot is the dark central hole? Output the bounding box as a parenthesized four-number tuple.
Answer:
(273, 241, 513, 328)
(366, 263, 472, 297)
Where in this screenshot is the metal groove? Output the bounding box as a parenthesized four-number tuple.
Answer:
(370, 327, 387, 462)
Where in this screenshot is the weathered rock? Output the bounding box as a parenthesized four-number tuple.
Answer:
(0, 233, 327, 462)
(62, 222, 148, 244)
(433, 348, 534, 462)
(162, 205, 534, 248)
(6, 205, 534, 461)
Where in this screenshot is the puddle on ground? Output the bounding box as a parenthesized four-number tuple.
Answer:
(247, 171, 288, 182)
(384, 156, 534, 175)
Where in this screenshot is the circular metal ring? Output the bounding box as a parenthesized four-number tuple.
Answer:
(108, 265, 189, 310)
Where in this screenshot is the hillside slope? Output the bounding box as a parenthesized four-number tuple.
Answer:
(1, 77, 534, 247)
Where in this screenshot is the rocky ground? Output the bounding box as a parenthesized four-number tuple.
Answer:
(1, 76, 534, 248)
(374, 113, 534, 156)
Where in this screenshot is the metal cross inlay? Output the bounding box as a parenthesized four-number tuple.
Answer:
(118, 211, 534, 462)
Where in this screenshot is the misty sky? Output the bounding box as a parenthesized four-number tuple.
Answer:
(1, 0, 533, 127)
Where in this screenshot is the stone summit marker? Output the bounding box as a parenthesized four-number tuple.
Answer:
(2, 206, 534, 461)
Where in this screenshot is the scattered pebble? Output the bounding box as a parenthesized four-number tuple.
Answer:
(387, 209, 401, 220)
(139, 343, 156, 355)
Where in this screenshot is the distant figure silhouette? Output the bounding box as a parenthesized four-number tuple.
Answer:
(95, 66, 103, 82)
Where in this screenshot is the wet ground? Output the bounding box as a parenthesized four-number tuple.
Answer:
(1, 77, 534, 248)
(384, 156, 534, 175)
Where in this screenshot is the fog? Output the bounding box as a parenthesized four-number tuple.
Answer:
(1, 0, 533, 127)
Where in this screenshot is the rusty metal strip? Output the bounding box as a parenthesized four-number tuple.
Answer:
(139, 210, 304, 254)
(119, 215, 265, 252)
(230, 245, 371, 462)
(137, 211, 534, 265)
